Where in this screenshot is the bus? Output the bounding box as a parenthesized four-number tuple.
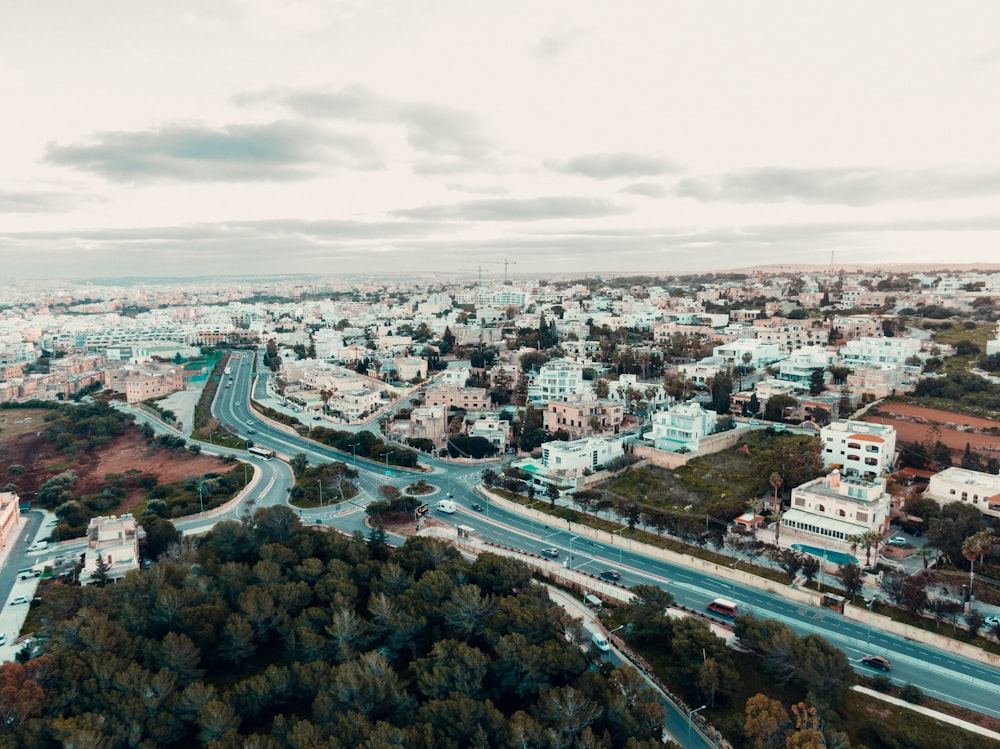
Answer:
(706, 598, 738, 617)
(248, 446, 275, 460)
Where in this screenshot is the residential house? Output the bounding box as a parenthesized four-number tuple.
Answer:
(544, 393, 624, 439)
(820, 419, 897, 479)
(781, 470, 891, 546)
(80, 514, 141, 585)
(925, 467, 1000, 519)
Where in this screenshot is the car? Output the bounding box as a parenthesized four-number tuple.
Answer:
(235, 402, 240, 406)
(28, 541, 48, 552)
(861, 655, 892, 671)
(886, 536, 908, 547)
(471, 503, 484, 512)
(18, 569, 40, 580)
(0, 633, 6, 646)
(45, 519, 58, 527)
(591, 631, 611, 653)
(600, 569, 621, 581)
(541, 547, 560, 557)
(11, 596, 29, 606)
(984, 616, 1000, 629)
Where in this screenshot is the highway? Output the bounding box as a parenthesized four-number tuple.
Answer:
(211, 352, 1000, 720)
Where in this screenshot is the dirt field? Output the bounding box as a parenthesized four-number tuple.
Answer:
(862, 403, 1000, 458)
(0, 411, 231, 514)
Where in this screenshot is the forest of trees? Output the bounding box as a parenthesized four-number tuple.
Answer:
(2, 507, 669, 748)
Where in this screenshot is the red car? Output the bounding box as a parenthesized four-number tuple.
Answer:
(861, 655, 891, 671)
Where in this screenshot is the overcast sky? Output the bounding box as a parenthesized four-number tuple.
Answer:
(3, 1, 1000, 280)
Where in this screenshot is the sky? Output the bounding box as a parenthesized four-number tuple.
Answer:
(3, 1, 1000, 280)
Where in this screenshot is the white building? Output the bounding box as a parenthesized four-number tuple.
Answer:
(648, 402, 718, 453)
(712, 339, 786, 368)
(512, 436, 625, 489)
(986, 323, 1000, 357)
(80, 514, 141, 585)
(820, 419, 897, 480)
(467, 417, 510, 452)
(925, 467, 1000, 519)
(527, 360, 592, 404)
(839, 336, 922, 368)
(777, 346, 837, 385)
(781, 471, 891, 547)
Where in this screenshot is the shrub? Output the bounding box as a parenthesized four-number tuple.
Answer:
(899, 683, 923, 704)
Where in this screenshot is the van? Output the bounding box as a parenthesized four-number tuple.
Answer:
(591, 632, 611, 653)
(16, 568, 39, 580)
(583, 593, 603, 611)
(435, 499, 456, 514)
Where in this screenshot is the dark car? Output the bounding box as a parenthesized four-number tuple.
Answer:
(861, 655, 891, 671)
(600, 569, 621, 581)
(471, 503, 484, 512)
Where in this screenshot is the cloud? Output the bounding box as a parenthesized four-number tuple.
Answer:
(393, 196, 627, 221)
(235, 85, 491, 163)
(0, 189, 88, 213)
(619, 182, 666, 198)
(44, 120, 381, 182)
(548, 152, 678, 179)
(675, 166, 1000, 206)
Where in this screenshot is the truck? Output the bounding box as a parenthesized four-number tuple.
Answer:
(435, 499, 456, 514)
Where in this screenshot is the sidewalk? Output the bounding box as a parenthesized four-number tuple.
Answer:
(853, 686, 1000, 741)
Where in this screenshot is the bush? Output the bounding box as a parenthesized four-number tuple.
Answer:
(899, 683, 923, 704)
(871, 674, 892, 693)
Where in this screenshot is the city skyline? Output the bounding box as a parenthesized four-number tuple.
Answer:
(4, 1, 1000, 279)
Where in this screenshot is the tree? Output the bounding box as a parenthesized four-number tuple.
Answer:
(808, 368, 825, 396)
(800, 555, 820, 588)
(764, 395, 797, 422)
(290, 452, 309, 477)
(962, 529, 994, 599)
(546, 483, 560, 509)
(92, 553, 111, 587)
(838, 563, 864, 600)
(744, 693, 789, 749)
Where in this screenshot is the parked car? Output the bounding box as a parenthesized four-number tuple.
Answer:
(541, 547, 560, 558)
(17, 568, 40, 580)
(984, 616, 1000, 629)
(600, 569, 621, 581)
(886, 537, 908, 547)
(11, 596, 29, 606)
(861, 654, 892, 671)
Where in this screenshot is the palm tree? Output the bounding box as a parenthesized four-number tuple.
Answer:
(962, 530, 995, 601)
(861, 530, 882, 567)
(847, 534, 862, 562)
(768, 472, 783, 511)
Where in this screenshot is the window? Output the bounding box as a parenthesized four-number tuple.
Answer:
(865, 457, 878, 466)
(847, 454, 860, 462)
(847, 442, 861, 450)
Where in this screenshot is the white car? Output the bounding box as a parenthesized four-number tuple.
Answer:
(984, 616, 1000, 629)
(541, 547, 560, 558)
(11, 596, 29, 605)
(886, 536, 908, 547)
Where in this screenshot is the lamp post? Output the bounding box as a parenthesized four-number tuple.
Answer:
(687, 705, 707, 749)
(243, 463, 249, 487)
(350, 442, 358, 466)
(613, 526, 627, 565)
(568, 535, 581, 569)
(383, 450, 394, 477)
(866, 596, 876, 648)
(198, 482, 204, 514)
(318, 480, 324, 507)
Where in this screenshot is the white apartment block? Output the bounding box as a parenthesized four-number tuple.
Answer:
(781, 471, 891, 545)
(80, 513, 141, 585)
(751, 318, 827, 353)
(777, 346, 837, 384)
(334, 387, 383, 421)
(513, 436, 625, 489)
(527, 360, 592, 404)
(648, 402, 718, 453)
(845, 364, 914, 400)
(986, 322, 1000, 356)
(438, 365, 472, 386)
(712, 340, 786, 368)
(820, 419, 897, 479)
(925, 467, 1000, 519)
(839, 337, 922, 368)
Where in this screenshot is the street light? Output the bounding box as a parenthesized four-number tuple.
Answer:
(568, 534, 581, 569)
(350, 442, 358, 466)
(198, 482, 204, 514)
(384, 450, 394, 477)
(613, 526, 627, 565)
(687, 705, 707, 749)
(866, 596, 877, 648)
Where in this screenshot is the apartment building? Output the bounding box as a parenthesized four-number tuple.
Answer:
(467, 416, 510, 452)
(527, 360, 592, 404)
(777, 346, 837, 384)
(409, 405, 448, 447)
(648, 402, 718, 453)
(751, 317, 827, 353)
(845, 364, 914, 400)
(424, 385, 491, 411)
(925, 467, 1000, 519)
(839, 337, 922, 368)
(543, 394, 624, 439)
(513, 436, 625, 489)
(820, 419, 897, 479)
(781, 471, 891, 545)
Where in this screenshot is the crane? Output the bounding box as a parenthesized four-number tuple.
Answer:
(502, 258, 517, 284)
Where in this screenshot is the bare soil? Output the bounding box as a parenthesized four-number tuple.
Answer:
(1, 417, 231, 514)
(862, 403, 1000, 458)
